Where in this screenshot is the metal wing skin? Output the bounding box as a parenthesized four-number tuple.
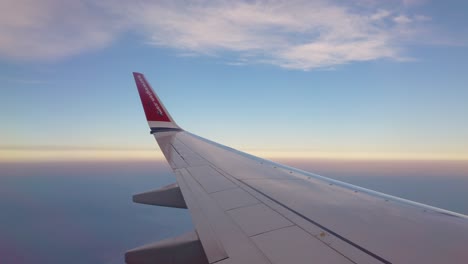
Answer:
(126, 72, 468, 264)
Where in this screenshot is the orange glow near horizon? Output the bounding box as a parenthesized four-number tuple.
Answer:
(244, 149, 468, 161)
(1, 147, 468, 163)
(0, 148, 164, 163)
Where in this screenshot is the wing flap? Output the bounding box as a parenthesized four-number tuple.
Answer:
(186, 165, 237, 194)
(132, 183, 187, 209)
(175, 169, 229, 263)
(125, 231, 208, 264)
(176, 167, 271, 264)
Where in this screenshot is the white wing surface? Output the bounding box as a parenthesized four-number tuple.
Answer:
(126, 72, 468, 264)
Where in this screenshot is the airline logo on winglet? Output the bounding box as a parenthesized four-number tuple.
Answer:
(137, 75, 164, 116)
(134, 72, 171, 122)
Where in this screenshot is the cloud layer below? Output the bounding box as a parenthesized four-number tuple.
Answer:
(0, 0, 445, 69)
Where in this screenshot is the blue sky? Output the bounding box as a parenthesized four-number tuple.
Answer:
(1, 0, 468, 161)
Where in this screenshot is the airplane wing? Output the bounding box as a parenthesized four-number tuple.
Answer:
(126, 72, 468, 264)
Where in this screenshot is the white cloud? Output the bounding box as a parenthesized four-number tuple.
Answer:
(0, 0, 443, 69)
(370, 10, 392, 21)
(402, 0, 426, 7)
(394, 15, 412, 24)
(0, 0, 122, 60)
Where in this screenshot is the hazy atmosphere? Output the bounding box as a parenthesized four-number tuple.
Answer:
(1, 0, 468, 263)
(1, 159, 468, 263)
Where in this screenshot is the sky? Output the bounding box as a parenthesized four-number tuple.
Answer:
(1, 2, 468, 262)
(1, 0, 468, 161)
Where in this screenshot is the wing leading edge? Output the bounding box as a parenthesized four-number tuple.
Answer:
(127, 72, 468, 264)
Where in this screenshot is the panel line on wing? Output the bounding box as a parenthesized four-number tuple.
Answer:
(239, 180, 392, 264)
(179, 167, 273, 264)
(173, 134, 369, 263)
(175, 169, 229, 263)
(169, 132, 389, 263)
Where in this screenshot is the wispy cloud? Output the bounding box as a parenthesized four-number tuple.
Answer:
(0, 0, 122, 60)
(0, 0, 452, 69)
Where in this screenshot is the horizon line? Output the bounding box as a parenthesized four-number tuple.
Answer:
(1, 148, 468, 163)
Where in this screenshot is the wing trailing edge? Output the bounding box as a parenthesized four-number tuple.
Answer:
(125, 231, 208, 264)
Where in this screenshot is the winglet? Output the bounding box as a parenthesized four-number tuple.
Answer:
(133, 72, 181, 133)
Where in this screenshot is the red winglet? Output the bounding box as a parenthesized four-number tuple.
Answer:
(133, 72, 171, 122)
